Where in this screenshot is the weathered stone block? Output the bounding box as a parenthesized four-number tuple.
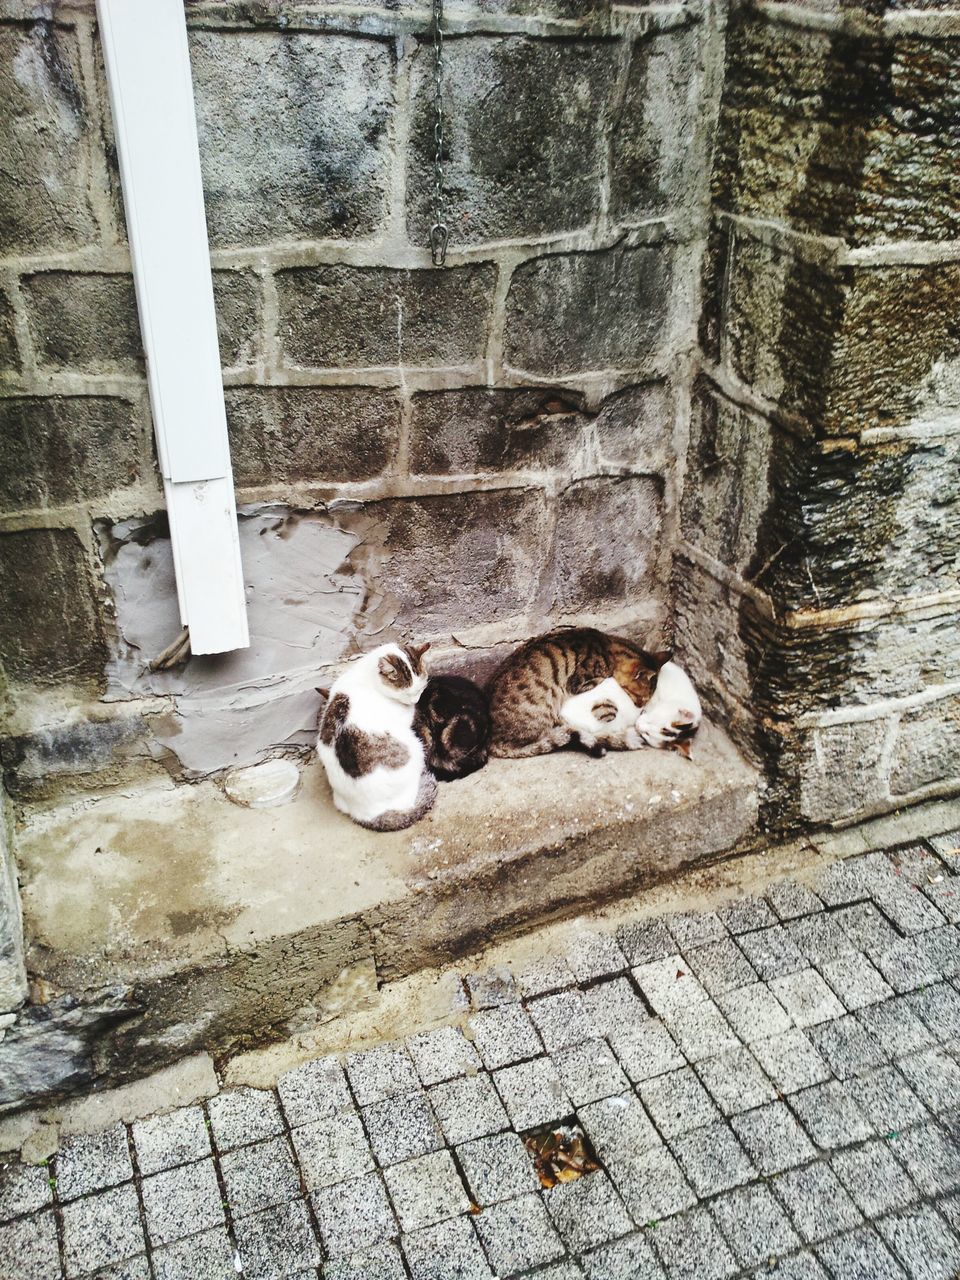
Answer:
(798, 720, 890, 824)
(610, 22, 707, 222)
(550, 474, 663, 614)
(225, 386, 400, 485)
(0, 714, 161, 804)
(0, 528, 106, 686)
(0, 292, 19, 374)
(0, 24, 98, 254)
(0, 806, 27, 1014)
(714, 16, 960, 243)
(407, 36, 616, 244)
(0, 397, 140, 510)
(190, 32, 393, 247)
(22, 273, 143, 374)
(212, 271, 262, 370)
(276, 265, 495, 369)
(891, 695, 960, 795)
(504, 245, 677, 376)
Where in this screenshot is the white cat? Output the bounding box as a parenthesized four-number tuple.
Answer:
(560, 662, 702, 755)
(317, 642, 437, 831)
(635, 660, 702, 750)
(560, 677, 643, 751)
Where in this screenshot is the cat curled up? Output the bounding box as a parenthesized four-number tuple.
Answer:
(560, 661, 703, 756)
(414, 675, 491, 782)
(317, 642, 437, 831)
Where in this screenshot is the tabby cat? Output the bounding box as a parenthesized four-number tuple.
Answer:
(414, 675, 492, 781)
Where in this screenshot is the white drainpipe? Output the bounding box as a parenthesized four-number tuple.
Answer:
(97, 0, 249, 655)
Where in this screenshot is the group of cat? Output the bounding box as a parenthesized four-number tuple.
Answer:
(316, 627, 702, 833)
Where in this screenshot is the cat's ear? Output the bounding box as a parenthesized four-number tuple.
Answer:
(408, 641, 431, 662)
(642, 648, 673, 670)
(315, 685, 331, 699)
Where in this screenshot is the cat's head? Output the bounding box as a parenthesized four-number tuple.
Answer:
(620, 647, 672, 705)
(371, 641, 430, 704)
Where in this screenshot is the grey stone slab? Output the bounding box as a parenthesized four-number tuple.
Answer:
(789, 1080, 874, 1150)
(141, 1158, 224, 1247)
(753, 1255, 829, 1280)
(407, 1026, 481, 1087)
(617, 918, 675, 966)
(875, 934, 947, 993)
(152, 1226, 237, 1280)
(769, 969, 846, 1028)
(362, 1090, 443, 1166)
(326, 1240, 408, 1280)
(611, 1146, 696, 1224)
(855, 1065, 931, 1133)
(816, 1227, 908, 1280)
(608, 1020, 685, 1084)
(632, 957, 709, 1019)
(856, 996, 936, 1057)
(468, 1004, 543, 1070)
(346, 1044, 420, 1106)
(766, 881, 825, 921)
(582, 1233, 664, 1280)
(695, 1046, 778, 1116)
(291, 1109, 374, 1190)
(206, 1087, 283, 1152)
(716, 896, 777, 935)
(429, 1073, 510, 1146)
(493, 1057, 571, 1132)
(751, 1029, 832, 1094)
(815, 857, 881, 908)
(710, 1184, 800, 1269)
(0, 1160, 52, 1221)
(924, 874, 960, 924)
(832, 902, 900, 958)
(731, 1102, 817, 1175)
(771, 1163, 863, 1243)
(667, 911, 728, 951)
(662, 999, 739, 1063)
(545, 1171, 634, 1253)
(831, 1140, 920, 1216)
(553, 1040, 629, 1106)
(892, 1119, 960, 1197)
(648, 1206, 738, 1279)
(456, 1131, 539, 1206)
(515, 955, 575, 999)
(56, 1123, 132, 1201)
(579, 1093, 661, 1172)
(465, 967, 517, 1010)
(131, 1106, 210, 1175)
(682, 938, 757, 997)
(898, 1045, 960, 1113)
(401, 1216, 492, 1280)
(93, 1254, 155, 1279)
(716, 982, 793, 1044)
(806, 1015, 888, 1079)
(737, 926, 808, 981)
(877, 1205, 960, 1280)
(311, 1173, 397, 1255)
(62, 1183, 145, 1277)
(638, 1067, 720, 1139)
(539, 1265, 587, 1280)
(475, 1192, 565, 1275)
(383, 1150, 470, 1232)
(907, 980, 960, 1042)
(565, 930, 628, 982)
(874, 875, 946, 935)
(235, 1197, 323, 1278)
(220, 1134, 300, 1218)
(669, 1121, 755, 1196)
(0, 1210, 61, 1280)
(785, 913, 857, 965)
(277, 1054, 353, 1127)
(582, 978, 650, 1039)
(526, 990, 597, 1051)
(819, 951, 894, 1011)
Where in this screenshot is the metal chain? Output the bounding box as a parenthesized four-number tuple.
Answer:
(429, 0, 448, 266)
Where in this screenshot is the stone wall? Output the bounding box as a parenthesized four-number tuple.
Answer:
(0, 0, 722, 799)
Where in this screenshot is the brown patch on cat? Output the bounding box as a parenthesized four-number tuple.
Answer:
(379, 652, 413, 688)
(319, 692, 349, 746)
(404, 641, 431, 673)
(592, 699, 620, 724)
(335, 724, 410, 778)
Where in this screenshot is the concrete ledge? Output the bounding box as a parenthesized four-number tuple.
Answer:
(6, 720, 758, 1110)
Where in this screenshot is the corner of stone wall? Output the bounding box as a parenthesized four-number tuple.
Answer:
(0, 790, 27, 1016)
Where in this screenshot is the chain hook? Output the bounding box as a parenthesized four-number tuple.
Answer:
(430, 223, 448, 267)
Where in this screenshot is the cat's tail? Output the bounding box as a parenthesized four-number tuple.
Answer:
(489, 725, 572, 758)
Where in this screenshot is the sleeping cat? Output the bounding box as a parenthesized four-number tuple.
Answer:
(560, 677, 643, 753)
(414, 675, 491, 782)
(487, 628, 669, 758)
(562, 661, 702, 756)
(635, 660, 702, 753)
(317, 642, 437, 831)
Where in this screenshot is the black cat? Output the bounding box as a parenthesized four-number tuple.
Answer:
(414, 675, 492, 782)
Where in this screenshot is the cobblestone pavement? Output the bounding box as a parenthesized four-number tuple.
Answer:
(3, 835, 960, 1280)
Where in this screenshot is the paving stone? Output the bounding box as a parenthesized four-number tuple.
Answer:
(362, 1090, 443, 1166)
(407, 1026, 481, 1087)
(469, 1004, 543, 1070)
(311, 1172, 397, 1254)
(526, 990, 597, 1051)
(815, 857, 876, 907)
(710, 1183, 800, 1269)
(206, 1087, 283, 1151)
(695, 1046, 778, 1116)
(855, 1065, 931, 1133)
(326, 1240, 409, 1280)
(716, 896, 777, 935)
(131, 1106, 210, 1175)
(55, 1123, 133, 1201)
(582, 977, 650, 1038)
(716, 983, 793, 1044)
(611, 1145, 696, 1223)
(807, 1014, 888, 1079)
(235, 1197, 322, 1277)
(638, 1067, 720, 1139)
(220, 1134, 300, 1218)
(582, 1232, 664, 1280)
(0, 1159, 52, 1221)
(553, 1039, 629, 1105)
(632, 957, 709, 1018)
(539, 1265, 587, 1280)
(738, 926, 808, 980)
(874, 875, 946, 935)
(515, 955, 575, 998)
(545, 1171, 634, 1253)
(662, 998, 740, 1062)
(815, 1227, 908, 1280)
(924, 873, 960, 923)
(669, 1121, 755, 1196)
(0, 1210, 61, 1280)
(928, 829, 960, 861)
(771, 1162, 863, 1243)
(80, 1256, 151, 1280)
(579, 1093, 661, 1173)
(401, 1215, 493, 1280)
(291, 1109, 374, 1190)
(682, 938, 757, 997)
(383, 1150, 470, 1232)
(566, 930, 628, 982)
(456, 1131, 539, 1206)
(766, 881, 825, 921)
(465, 967, 518, 1010)
(429, 1072, 510, 1145)
(617, 918, 676, 965)
(891, 1118, 960, 1197)
(61, 1182, 144, 1276)
(906, 980, 960, 1041)
(751, 1029, 832, 1094)
(831, 1140, 920, 1216)
(875, 934, 947, 992)
(756, 1255, 829, 1280)
(819, 950, 894, 1011)
(141, 1157, 224, 1247)
(667, 911, 727, 951)
(832, 901, 901, 958)
(941, 1190, 960, 1234)
(898, 1045, 960, 1113)
(784, 913, 857, 965)
(493, 1057, 571, 1132)
(152, 1226, 237, 1280)
(277, 1054, 353, 1127)
(648, 1206, 738, 1279)
(877, 1205, 960, 1280)
(346, 1044, 420, 1105)
(789, 1080, 874, 1149)
(769, 969, 846, 1028)
(475, 1192, 565, 1275)
(856, 995, 936, 1057)
(608, 1020, 685, 1083)
(731, 1102, 817, 1175)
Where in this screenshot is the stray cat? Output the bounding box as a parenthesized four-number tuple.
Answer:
(635, 660, 702, 755)
(560, 677, 643, 753)
(414, 675, 492, 782)
(317, 642, 437, 831)
(487, 628, 669, 758)
(559, 661, 702, 757)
